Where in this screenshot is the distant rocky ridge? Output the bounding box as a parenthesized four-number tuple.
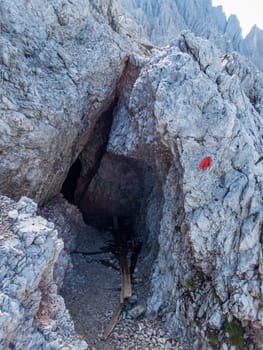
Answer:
(242, 25, 263, 71)
(117, 0, 263, 71)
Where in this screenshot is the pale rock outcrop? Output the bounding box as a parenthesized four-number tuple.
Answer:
(39, 194, 87, 289)
(117, 0, 242, 49)
(117, 0, 263, 71)
(0, 0, 133, 204)
(0, 195, 87, 350)
(242, 25, 263, 72)
(116, 0, 186, 45)
(108, 31, 263, 347)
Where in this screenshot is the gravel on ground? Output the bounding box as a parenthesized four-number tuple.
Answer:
(61, 224, 180, 350)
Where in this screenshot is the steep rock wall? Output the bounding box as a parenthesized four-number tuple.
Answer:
(117, 0, 241, 49)
(242, 26, 263, 73)
(108, 32, 263, 347)
(0, 0, 133, 204)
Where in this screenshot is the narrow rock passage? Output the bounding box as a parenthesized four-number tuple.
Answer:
(61, 223, 179, 350)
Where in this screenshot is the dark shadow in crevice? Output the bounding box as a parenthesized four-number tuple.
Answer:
(61, 158, 82, 204)
(60, 98, 118, 207)
(77, 98, 118, 208)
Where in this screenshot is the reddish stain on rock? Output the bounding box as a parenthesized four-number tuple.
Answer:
(198, 156, 212, 170)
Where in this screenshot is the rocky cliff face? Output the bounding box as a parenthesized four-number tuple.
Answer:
(0, 0, 132, 204)
(242, 25, 263, 72)
(1, 1, 263, 349)
(117, 0, 263, 71)
(107, 32, 263, 348)
(117, 0, 239, 45)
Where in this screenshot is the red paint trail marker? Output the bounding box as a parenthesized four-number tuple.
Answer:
(198, 156, 212, 170)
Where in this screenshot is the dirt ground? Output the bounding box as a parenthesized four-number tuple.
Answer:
(61, 224, 179, 350)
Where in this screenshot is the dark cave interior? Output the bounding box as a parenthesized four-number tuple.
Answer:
(60, 150, 152, 303)
(61, 158, 82, 204)
(60, 98, 162, 284)
(58, 97, 164, 345)
(60, 144, 161, 259)
(61, 152, 144, 232)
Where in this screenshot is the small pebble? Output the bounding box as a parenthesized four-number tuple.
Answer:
(8, 209, 18, 220)
(128, 304, 146, 319)
(127, 294, 138, 304)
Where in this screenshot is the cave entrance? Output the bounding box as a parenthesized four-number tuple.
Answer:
(60, 151, 150, 269)
(60, 150, 161, 346)
(60, 152, 144, 235)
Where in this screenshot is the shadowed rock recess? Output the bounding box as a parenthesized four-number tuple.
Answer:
(1, 1, 263, 349)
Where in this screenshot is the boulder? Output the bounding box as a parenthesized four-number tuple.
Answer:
(0, 195, 87, 350)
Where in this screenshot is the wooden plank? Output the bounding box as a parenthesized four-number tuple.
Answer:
(120, 255, 132, 303)
(103, 301, 122, 340)
(103, 215, 132, 340)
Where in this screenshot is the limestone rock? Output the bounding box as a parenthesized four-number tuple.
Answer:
(1, 1, 263, 349)
(108, 31, 263, 347)
(0, 195, 87, 350)
(117, 0, 241, 49)
(128, 304, 146, 319)
(117, 0, 263, 71)
(0, 0, 131, 204)
(117, 0, 186, 45)
(39, 194, 87, 289)
(241, 25, 263, 71)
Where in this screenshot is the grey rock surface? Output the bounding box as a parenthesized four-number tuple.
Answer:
(117, 0, 241, 48)
(117, 0, 186, 45)
(117, 0, 263, 71)
(108, 31, 263, 347)
(0, 0, 132, 204)
(39, 194, 87, 289)
(0, 195, 87, 350)
(1, 1, 263, 349)
(242, 25, 263, 72)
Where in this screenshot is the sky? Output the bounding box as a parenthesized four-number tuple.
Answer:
(212, 0, 263, 37)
